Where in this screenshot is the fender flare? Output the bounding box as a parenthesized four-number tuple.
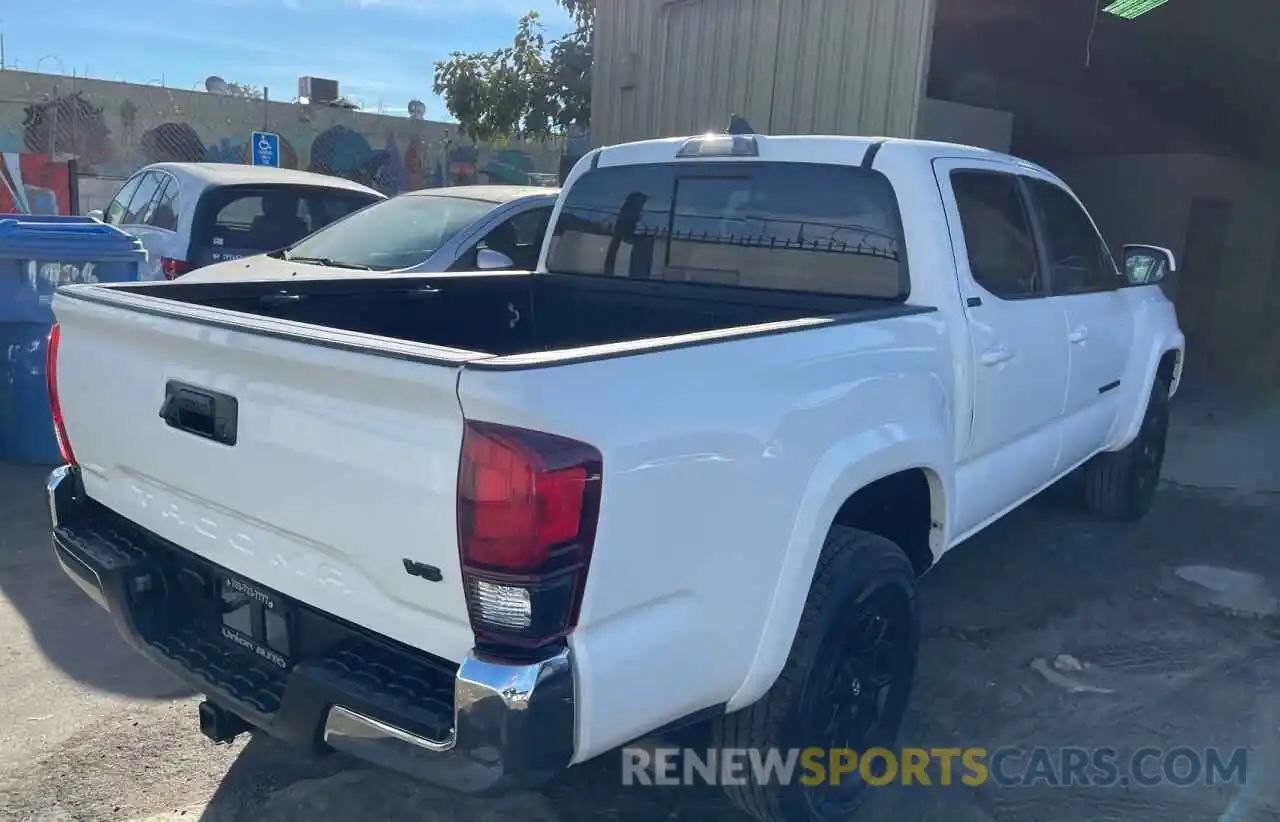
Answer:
(725, 432, 951, 712)
(1110, 333, 1185, 450)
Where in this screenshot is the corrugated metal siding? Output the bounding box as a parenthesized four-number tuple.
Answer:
(592, 0, 936, 146)
(653, 0, 778, 137)
(590, 0, 652, 149)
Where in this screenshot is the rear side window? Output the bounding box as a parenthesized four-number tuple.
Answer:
(104, 175, 144, 225)
(950, 171, 1042, 300)
(546, 162, 908, 299)
(191, 185, 380, 262)
(145, 176, 180, 230)
(123, 172, 164, 225)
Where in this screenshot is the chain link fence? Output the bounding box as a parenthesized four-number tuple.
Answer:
(0, 70, 575, 213)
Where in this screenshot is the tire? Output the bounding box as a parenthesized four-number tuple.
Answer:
(714, 527, 919, 822)
(1082, 376, 1170, 522)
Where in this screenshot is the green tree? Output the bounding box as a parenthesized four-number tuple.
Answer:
(224, 81, 264, 99)
(433, 0, 593, 142)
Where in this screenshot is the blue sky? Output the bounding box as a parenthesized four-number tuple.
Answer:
(0, 0, 572, 121)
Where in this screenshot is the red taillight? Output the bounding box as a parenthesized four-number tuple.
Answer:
(161, 257, 192, 279)
(458, 420, 602, 653)
(46, 323, 76, 466)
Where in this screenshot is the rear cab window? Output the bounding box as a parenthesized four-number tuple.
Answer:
(546, 162, 909, 299)
(189, 184, 379, 266)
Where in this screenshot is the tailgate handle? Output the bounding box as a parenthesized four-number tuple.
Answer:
(160, 381, 238, 446)
(259, 291, 304, 306)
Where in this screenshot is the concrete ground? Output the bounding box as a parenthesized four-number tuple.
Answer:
(1, 422, 1278, 820)
(1164, 384, 1280, 493)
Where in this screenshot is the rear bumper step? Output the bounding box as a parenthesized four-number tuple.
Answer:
(46, 465, 575, 795)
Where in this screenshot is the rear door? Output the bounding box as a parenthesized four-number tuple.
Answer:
(104, 171, 166, 280)
(1021, 175, 1134, 470)
(118, 171, 184, 280)
(934, 160, 1071, 534)
(188, 184, 378, 268)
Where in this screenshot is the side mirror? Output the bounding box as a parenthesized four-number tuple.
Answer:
(1122, 244, 1176, 286)
(87, 209, 105, 222)
(476, 248, 515, 271)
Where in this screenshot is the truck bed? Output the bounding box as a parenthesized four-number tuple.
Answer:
(93, 271, 907, 360)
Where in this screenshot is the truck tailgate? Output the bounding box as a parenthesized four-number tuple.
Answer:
(52, 288, 479, 664)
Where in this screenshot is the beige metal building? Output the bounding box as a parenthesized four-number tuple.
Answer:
(591, 0, 935, 146)
(590, 0, 1280, 398)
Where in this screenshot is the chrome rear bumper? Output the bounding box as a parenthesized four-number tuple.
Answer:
(48, 465, 575, 794)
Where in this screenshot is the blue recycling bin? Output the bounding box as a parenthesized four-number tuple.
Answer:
(0, 215, 148, 464)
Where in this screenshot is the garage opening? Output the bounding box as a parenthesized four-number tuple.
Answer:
(923, 0, 1280, 400)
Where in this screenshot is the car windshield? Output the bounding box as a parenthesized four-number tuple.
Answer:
(281, 193, 496, 271)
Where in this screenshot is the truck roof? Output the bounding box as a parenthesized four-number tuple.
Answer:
(592, 133, 1055, 179)
(145, 162, 384, 197)
(404, 184, 559, 204)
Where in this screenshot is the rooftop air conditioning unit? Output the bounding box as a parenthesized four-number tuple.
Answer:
(298, 76, 340, 105)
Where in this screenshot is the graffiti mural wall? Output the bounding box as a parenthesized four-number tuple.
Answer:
(0, 70, 567, 199)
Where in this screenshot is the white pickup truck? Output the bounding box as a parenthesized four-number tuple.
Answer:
(47, 134, 1184, 822)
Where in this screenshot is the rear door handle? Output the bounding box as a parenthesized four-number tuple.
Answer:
(980, 345, 1014, 366)
(1069, 327, 1089, 344)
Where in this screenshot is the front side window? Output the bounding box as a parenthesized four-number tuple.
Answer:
(1026, 179, 1120, 295)
(284, 193, 494, 270)
(950, 171, 1042, 300)
(506, 206, 554, 248)
(546, 162, 908, 299)
(454, 205, 554, 271)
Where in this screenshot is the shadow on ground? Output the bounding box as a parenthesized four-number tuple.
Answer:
(188, 483, 1280, 822)
(0, 462, 192, 700)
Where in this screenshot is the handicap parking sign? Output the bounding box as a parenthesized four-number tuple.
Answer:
(252, 131, 280, 167)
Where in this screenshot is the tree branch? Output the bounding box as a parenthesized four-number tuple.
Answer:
(433, 0, 593, 142)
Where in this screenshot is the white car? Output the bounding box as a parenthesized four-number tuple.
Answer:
(92, 163, 384, 280)
(48, 134, 1184, 822)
